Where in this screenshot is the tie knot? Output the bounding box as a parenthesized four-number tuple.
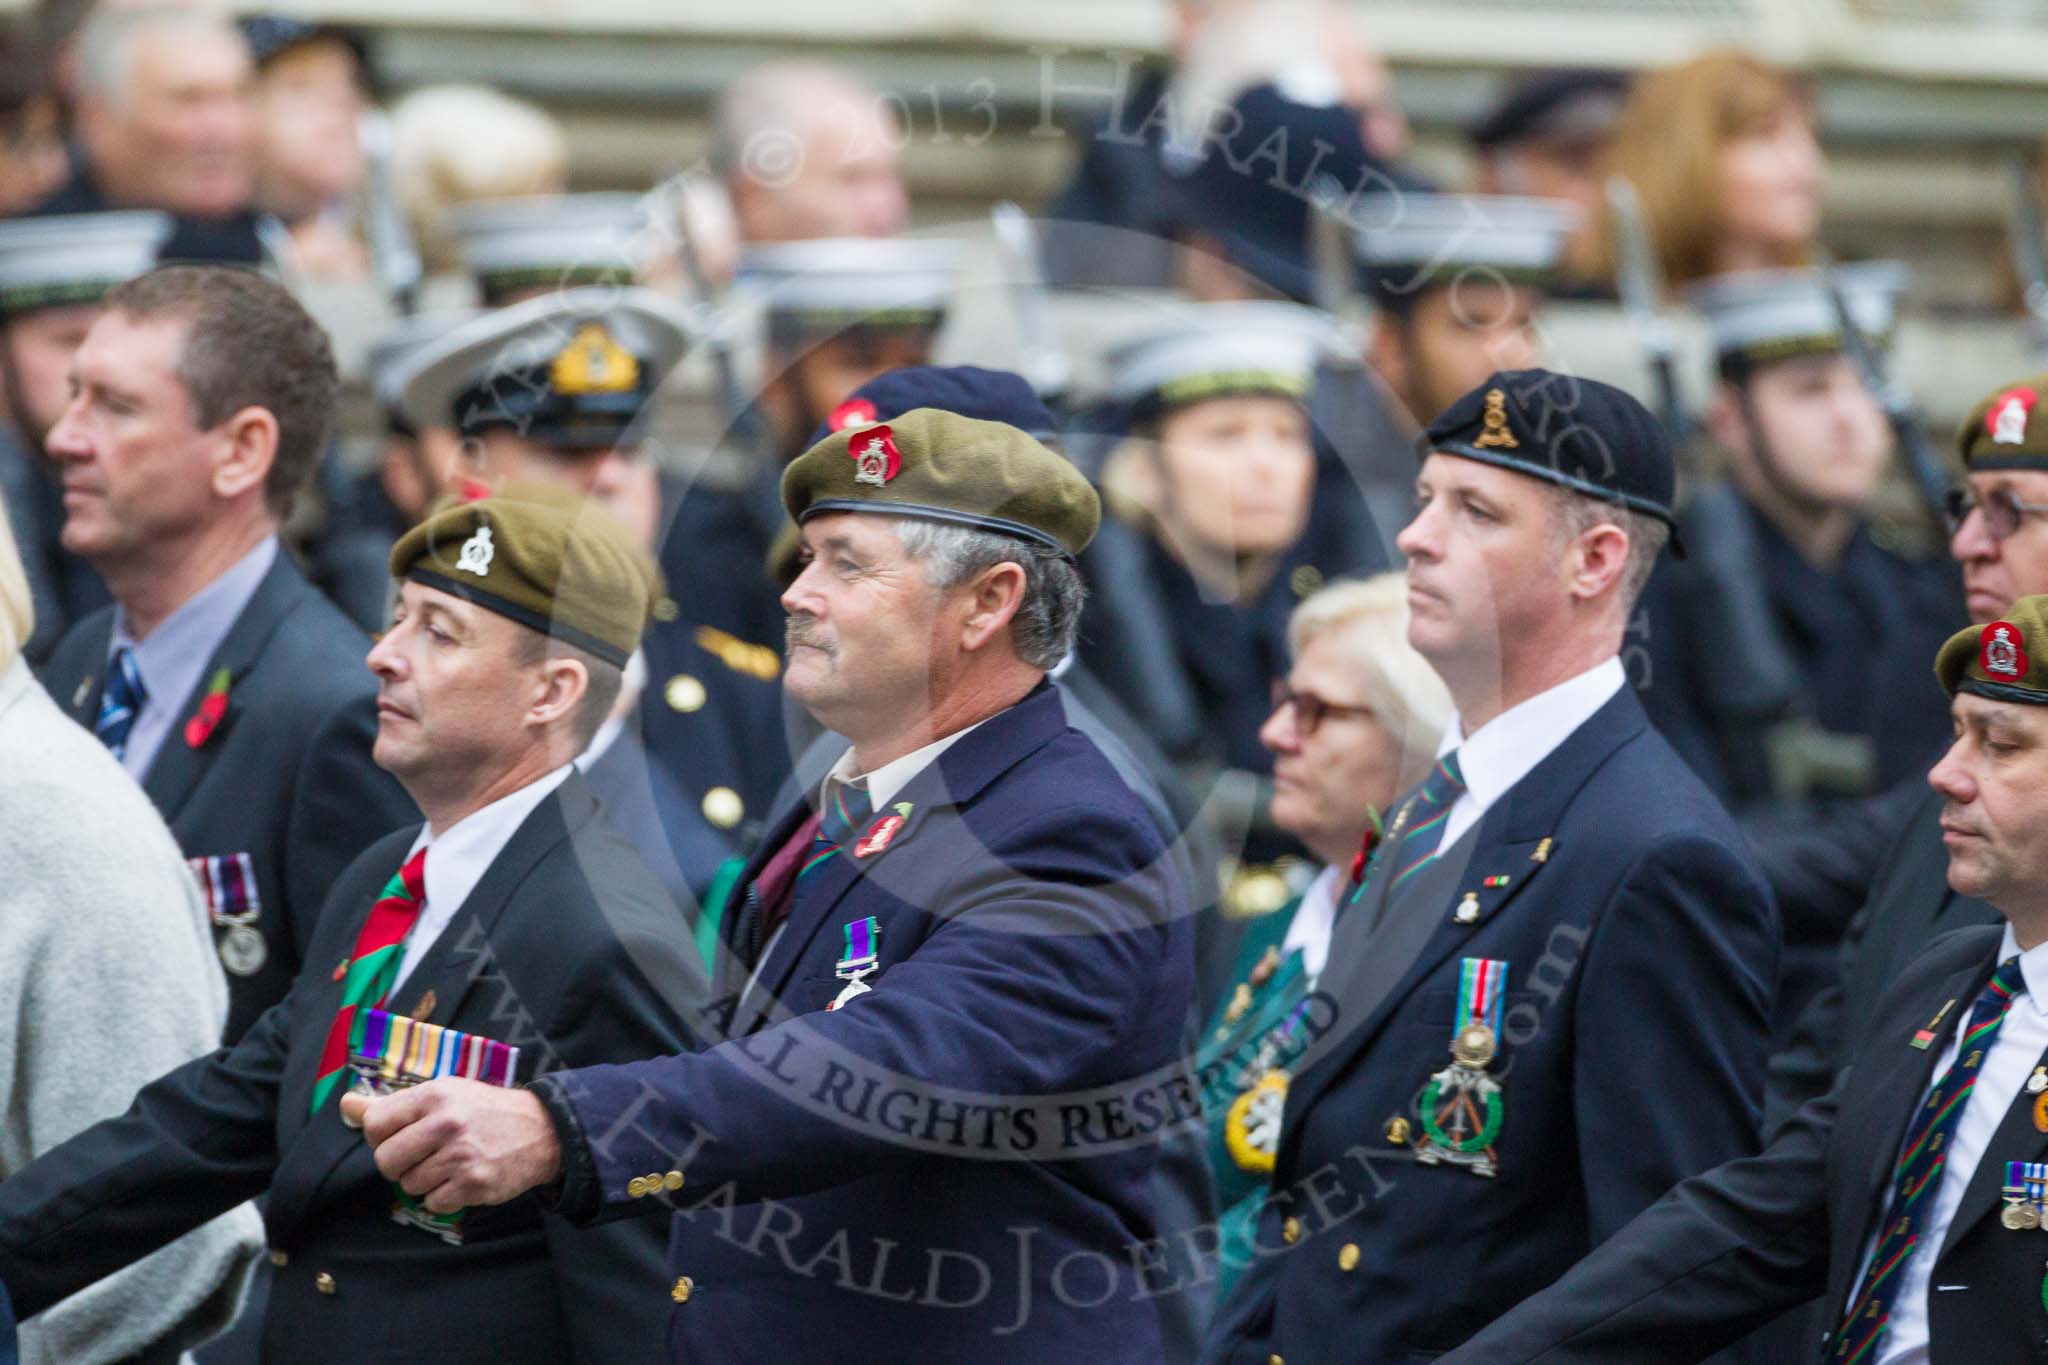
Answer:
(1989, 956, 2029, 1008)
(398, 847, 428, 904)
(822, 780, 874, 845)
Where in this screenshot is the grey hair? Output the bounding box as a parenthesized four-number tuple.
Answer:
(711, 60, 881, 181)
(511, 630, 625, 750)
(1544, 484, 1670, 612)
(76, 6, 242, 106)
(891, 519, 1086, 671)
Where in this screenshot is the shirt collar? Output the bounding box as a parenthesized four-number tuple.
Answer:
(110, 536, 278, 699)
(408, 764, 575, 916)
(1438, 656, 1626, 813)
(825, 716, 993, 814)
(1998, 922, 2048, 1019)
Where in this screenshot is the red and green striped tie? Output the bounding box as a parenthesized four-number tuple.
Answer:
(310, 848, 427, 1116)
(1833, 956, 2028, 1363)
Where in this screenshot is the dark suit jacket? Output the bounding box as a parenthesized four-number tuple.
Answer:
(534, 681, 1196, 1363)
(0, 775, 708, 1364)
(38, 552, 416, 1041)
(1201, 687, 1780, 1365)
(1766, 785, 1998, 1133)
(1442, 924, 2048, 1365)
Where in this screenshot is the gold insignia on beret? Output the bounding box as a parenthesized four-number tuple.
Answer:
(550, 323, 639, 397)
(694, 625, 781, 681)
(1473, 388, 1520, 450)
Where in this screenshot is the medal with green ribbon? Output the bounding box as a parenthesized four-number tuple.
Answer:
(1415, 957, 1509, 1178)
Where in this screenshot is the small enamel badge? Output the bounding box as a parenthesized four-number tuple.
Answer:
(1911, 998, 1956, 1050)
(829, 396, 878, 432)
(1982, 620, 2029, 680)
(853, 808, 909, 858)
(456, 525, 495, 577)
(849, 425, 901, 487)
(1531, 837, 1554, 864)
(1990, 387, 2039, 446)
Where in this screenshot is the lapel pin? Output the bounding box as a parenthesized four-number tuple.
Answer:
(412, 990, 437, 1020)
(2035, 1094, 2048, 1136)
(1453, 892, 1481, 925)
(73, 676, 93, 710)
(1531, 838, 1553, 864)
(2029, 1066, 2048, 1095)
(1482, 875, 1511, 889)
(1911, 998, 1956, 1050)
(332, 958, 350, 982)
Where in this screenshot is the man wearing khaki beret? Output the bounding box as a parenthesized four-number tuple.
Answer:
(349, 400, 1197, 1362)
(0, 489, 707, 1363)
(1445, 595, 2048, 1364)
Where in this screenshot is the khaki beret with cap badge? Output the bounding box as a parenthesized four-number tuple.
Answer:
(389, 482, 659, 667)
(782, 406, 1100, 559)
(1937, 595, 2048, 706)
(1958, 371, 2048, 473)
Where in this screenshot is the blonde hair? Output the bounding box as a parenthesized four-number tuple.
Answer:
(1583, 48, 1810, 289)
(391, 85, 568, 274)
(0, 494, 34, 673)
(1287, 572, 1450, 779)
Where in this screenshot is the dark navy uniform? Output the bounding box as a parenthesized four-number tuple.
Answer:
(1201, 371, 1778, 1364)
(536, 683, 1193, 1364)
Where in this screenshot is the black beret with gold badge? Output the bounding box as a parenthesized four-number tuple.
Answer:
(1957, 372, 2048, 473)
(389, 484, 657, 667)
(781, 407, 1101, 558)
(1937, 595, 2048, 706)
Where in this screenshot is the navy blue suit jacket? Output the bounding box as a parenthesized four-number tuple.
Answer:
(1202, 686, 1780, 1364)
(536, 682, 1197, 1363)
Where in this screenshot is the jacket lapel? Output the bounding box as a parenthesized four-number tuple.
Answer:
(142, 555, 314, 822)
(1821, 950, 1995, 1315)
(267, 782, 588, 1239)
(1279, 689, 1642, 1163)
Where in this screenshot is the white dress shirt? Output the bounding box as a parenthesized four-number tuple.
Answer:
(1434, 657, 1625, 852)
(1861, 924, 2048, 1365)
(389, 764, 575, 992)
(822, 717, 991, 813)
(1280, 864, 1342, 982)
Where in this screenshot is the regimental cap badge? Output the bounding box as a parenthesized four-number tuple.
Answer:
(1472, 387, 1520, 450)
(1983, 620, 2029, 680)
(849, 424, 902, 487)
(549, 322, 640, 397)
(455, 524, 495, 576)
(1990, 387, 2040, 447)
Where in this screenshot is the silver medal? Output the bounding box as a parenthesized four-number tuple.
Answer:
(219, 923, 267, 976)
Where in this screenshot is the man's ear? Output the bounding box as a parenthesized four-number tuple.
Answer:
(1702, 381, 1750, 460)
(1367, 318, 1414, 420)
(959, 561, 1026, 653)
(212, 405, 280, 503)
(527, 653, 589, 732)
(1568, 522, 1632, 604)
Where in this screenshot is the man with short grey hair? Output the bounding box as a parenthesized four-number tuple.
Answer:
(346, 395, 1197, 1363)
(32, 5, 264, 266)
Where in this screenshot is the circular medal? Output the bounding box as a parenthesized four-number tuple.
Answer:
(218, 923, 267, 976)
(1224, 1070, 1291, 1174)
(1450, 1022, 1498, 1069)
(2007, 1202, 2041, 1231)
